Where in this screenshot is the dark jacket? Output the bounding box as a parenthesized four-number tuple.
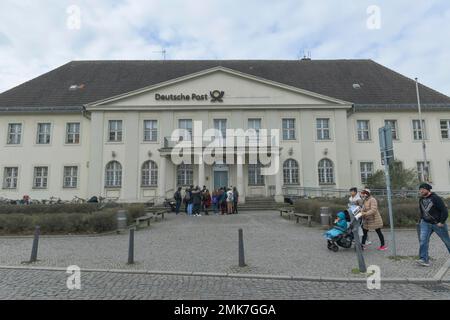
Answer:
(419, 193, 448, 224)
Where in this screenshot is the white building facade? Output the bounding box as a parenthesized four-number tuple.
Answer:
(1, 60, 450, 203)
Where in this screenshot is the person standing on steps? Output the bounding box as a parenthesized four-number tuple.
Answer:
(232, 187, 239, 214)
(174, 187, 182, 215)
(416, 183, 450, 267)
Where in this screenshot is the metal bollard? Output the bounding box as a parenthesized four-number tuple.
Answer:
(352, 219, 367, 273)
(320, 207, 331, 229)
(238, 228, 246, 267)
(30, 226, 40, 263)
(128, 228, 135, 264)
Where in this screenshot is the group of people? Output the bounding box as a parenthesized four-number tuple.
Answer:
(173, 186, 239, 216)
(325, 183, 449, 267)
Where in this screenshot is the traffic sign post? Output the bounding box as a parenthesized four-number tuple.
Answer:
(379, 125, 397, 257)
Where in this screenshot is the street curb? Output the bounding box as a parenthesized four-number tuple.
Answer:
(0, 265, 444, 284)
(433, 258, 450, 281)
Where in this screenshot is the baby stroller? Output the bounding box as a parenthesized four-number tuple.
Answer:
(326, 206, 361, 252)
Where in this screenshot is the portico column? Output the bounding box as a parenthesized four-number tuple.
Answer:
(274, 159, 284, 203)
(158, 156, 167, 204)
(198, 155, 205, 187)
(236, 154, 245, 204)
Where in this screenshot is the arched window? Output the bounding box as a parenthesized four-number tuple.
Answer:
(142, 160, 158, 187)
(318, 158, 334, 184)
(177, 163, 193, 186)
(105, 161, 122, 187)
(283, 159, 299, 185)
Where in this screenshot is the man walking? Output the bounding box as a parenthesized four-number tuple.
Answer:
(416, 183, 450, 267)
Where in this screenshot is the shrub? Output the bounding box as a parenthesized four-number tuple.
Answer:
(0, 203, 101, 215)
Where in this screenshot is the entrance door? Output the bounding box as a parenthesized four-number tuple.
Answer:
(214, 171, 228, 190)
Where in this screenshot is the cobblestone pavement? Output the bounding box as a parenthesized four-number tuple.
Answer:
(0, 269, 449, 300)
(0, 211, 449, 279)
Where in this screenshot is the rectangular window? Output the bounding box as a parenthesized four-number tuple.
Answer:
(282, 119, 296, 140)
(360, 162, 374, 184)
(248, 118, 262, 144)
(440, 120, 450, 139)
(143, 120, 158, 142)
(63, 166, 78, 188)
(248, 163, 265, 186)
(178, 119, 192, 141)
(36, 123, 51, 144)
(108, 120, 123, 142)
(412, 120, 426, 140)
(417, 161, 431, 181)
(316, 118, 330, 140)
(33, 166, 49, 189)
(214, 119, 227, 146)
(66, 123, 80, 144)
(3, 167, 18, 189)
(384, 120, 398, 140)
(7, 123, 22, 145)
(357, 120, 371, 141)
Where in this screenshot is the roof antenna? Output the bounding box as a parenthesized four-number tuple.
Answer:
(153, 48, 167, 60)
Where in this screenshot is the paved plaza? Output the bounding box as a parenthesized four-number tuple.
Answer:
(1, 210, 449, 299)
(0, 268, 449, 300)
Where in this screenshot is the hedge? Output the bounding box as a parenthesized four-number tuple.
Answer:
(0, 204, 146, 235)
(0, 203, 103, 215)
(293, 197, 450, 228)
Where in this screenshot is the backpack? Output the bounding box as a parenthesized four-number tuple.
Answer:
(227, 191, 234, 202)
(184, 191, 191, 201)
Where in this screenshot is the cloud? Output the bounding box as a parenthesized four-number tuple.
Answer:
(0, 0, 449, 96)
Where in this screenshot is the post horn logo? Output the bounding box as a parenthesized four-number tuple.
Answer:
(210, 90, 225, 102)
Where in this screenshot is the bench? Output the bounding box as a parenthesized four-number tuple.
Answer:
(294, 213, 313, 227)
(152, 209, 167, 221)
(135, 215, 154, 230)
(279, 208, 294, 220)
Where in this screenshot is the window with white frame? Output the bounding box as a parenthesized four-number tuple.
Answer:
(177, 163, 193, 186)
(283, 159, 299, 184)
(178, 119, 192, 141)
(213, 119, 227, 142)
(357, 120, 371, 141)
(282, 119, 296, 140)
(3, 167, 18, 189)
(417, 161, 431, 182)
(63, 166, 78, 188)
(316, 118, 330, 140)
(412, 120, 426, 140)
(7, 123, 22, 145)
(440, 120, 450, 139)
(318, 158, 334, 184)
(143, 120, 158, 142)
(248, 163, 265, 186)
(248, 118, 261, 144)
(66, 123, 80, 144)
(384, 120, 398, 140)
(105, 161, 122, 187)
(360, 162, 374, 184)
(36, 123, 51, 144)
(142, 161, 158, 187)
(33, 166, 48, 189)
(108, 120, 123, 142)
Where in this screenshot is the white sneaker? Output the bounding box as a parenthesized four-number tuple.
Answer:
(415, 259, 431, 267)
(366, 241, 372, 245)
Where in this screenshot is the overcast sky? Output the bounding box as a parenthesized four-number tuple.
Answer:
(0, 0, 449, 95)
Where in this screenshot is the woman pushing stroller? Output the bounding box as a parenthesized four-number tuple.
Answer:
(355, 189, 387, 251)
